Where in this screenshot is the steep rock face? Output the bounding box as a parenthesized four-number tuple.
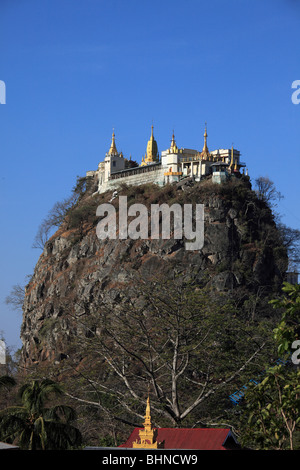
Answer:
(21, 178, 287, 366)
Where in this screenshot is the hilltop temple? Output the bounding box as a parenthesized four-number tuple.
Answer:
(87, 125, 248, 193)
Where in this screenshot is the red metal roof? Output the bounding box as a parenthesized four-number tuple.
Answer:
(119, 428, 239, 450)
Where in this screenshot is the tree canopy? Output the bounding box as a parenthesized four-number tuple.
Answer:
(240, 283, 300, 450)
(0, 378, 82, 450)
(61, 276, 276, 435)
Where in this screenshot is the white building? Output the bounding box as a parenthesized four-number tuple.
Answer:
(86, 125, 247, 194)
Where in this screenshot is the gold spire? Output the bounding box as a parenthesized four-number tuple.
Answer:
(108, 129, 118, 155)
(132, 393, 160, 448)
(200, 122, 210, 160)
(230, 144, 239, 173)
(141, 125, 159, 166)
(144, 395, 152, 428)
(147, 125, 158, 160)
(170, 130, 178, 153)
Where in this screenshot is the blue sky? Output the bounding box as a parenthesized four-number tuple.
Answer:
(1, 0, 300, 350)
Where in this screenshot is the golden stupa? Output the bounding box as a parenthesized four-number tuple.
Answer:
(141, 125, 159, 166)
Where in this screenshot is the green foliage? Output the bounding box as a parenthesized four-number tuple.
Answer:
(240, 365, 300, 449)
(73, 176, 89, 197)
(0, 375, 16, 391)
(271, 283, 300, 356)
(240, 283, 300, 450)
(39, 318, 60, 340)
(67, 195, 103, 231)
(0, 379, 82, 450)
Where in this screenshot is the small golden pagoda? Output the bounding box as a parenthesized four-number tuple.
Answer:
(132, 395, 160, 449)
(141, 125, 159, 166)
(170, 131, 178, 153)
(108, 129, 118, 156)
(229, 144, 240, 173)
(200, 123, 211, 160)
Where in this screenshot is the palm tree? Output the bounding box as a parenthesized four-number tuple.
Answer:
(0, 375, 16, 390)
(0, 378, 82, 449)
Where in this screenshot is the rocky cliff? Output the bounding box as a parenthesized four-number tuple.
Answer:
(21, 175, 288, 366)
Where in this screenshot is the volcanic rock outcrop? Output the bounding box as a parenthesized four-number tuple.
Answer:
(21, 176, 287, 366)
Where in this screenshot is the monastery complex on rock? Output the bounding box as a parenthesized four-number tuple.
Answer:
(87, 125, 249, 193)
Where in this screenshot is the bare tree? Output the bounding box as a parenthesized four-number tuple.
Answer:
(63, 278, 272, 427)
(5, 284, 25, 312)
(255, 176, 299, 271)
(254, 176, 283, 208)
(277, 223, 300, 271)
(32, 193, 78, 250)
(32, 220, 53, 250)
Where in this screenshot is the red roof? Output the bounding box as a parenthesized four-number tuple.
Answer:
(119, 428, 239, 450)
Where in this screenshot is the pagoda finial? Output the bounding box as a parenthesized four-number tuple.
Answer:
(108, 128, 118, 155)
(132, 392, 160, 448)
(141, 124, 159, 165)
(170, 129, 178, 153)
(144, 395, 151, 426)
(200, 122, 210, 160)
